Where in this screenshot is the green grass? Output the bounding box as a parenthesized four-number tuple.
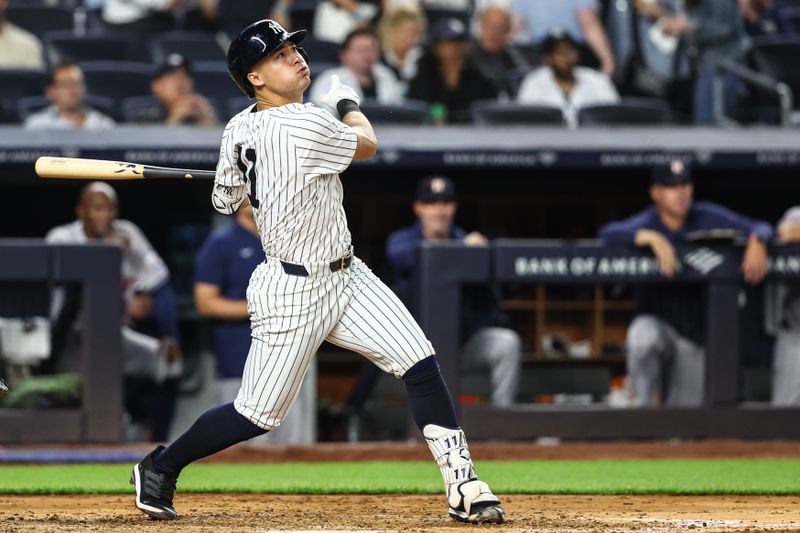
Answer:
(1, 459, 800, 495)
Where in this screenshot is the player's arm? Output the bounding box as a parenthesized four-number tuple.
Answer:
(213, 118, 248, 214)
(319, 74, 377, 160)
(340, 109, 377, 160)
(194, 283, 249, 320)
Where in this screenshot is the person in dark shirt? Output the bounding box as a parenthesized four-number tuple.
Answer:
(386, 176, 521, 406)
(130, 54, 219, 126)
(599, 159, 772, 407)
(407, 17, 499, 123)
(194, 202, 311, 443)
(467, 4, 529, 97)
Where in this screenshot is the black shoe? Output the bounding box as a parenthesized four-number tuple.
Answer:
(130, 445, 178, 520)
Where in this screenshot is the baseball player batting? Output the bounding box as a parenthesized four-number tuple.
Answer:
(130, 19, 504, 525)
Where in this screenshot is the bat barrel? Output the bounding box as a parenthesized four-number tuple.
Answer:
(34, 157, 215, 180)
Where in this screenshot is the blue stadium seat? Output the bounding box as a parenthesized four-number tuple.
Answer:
(6, 6, 74, 35)
(80, 61, 155, 104)
(471, 101, 565, 125)
(191, 61, 242, 102)
(43, 31, 137, 65)
(226, 96, 255, 119)
(0, 69, 47, 123)
(577, 97, 678, 126)
(748, 35, 800, 109)
(359, 99, 429, 124)
(300, 36, 341, 64)
(149, 31, 226, 65)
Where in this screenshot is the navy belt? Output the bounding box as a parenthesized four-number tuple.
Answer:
(280, 253, 353, 277)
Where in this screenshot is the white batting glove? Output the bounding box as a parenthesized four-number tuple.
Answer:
(318, 74, 361, 109)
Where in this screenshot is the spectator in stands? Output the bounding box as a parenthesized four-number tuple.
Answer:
(378, 6, 426, 86)
(468, 4, 529, 96)
(407, 17, 498, 123)
(772, 207, 800, 406)
(311, 28, 404, 110)
(194, 201, 309, 442)
(516, 32, 618, 128)
(24, 62, 115, 131)
(509, 0, 615, 77)
(0, 0, 44, 69)
(102, 0, 182, 35)
(312, 0, 381, 43)
(210, 0, 294, 40)
(46, 182, 182, 441)
(598, 160, 773, 407)
(638, 0, 746, 124)
(137, 54, 218, 126)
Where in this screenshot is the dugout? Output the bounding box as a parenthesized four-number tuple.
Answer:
(0, 125, 798, 442)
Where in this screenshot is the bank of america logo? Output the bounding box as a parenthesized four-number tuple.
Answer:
(683, 247, 724, 275)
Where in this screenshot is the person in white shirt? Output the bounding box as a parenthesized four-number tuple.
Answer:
(102, 0, 183, 35)
(516, 31, 618, 128)
(24, 62, 115, 130)
(0, 0, 44, 70)
(378, 5, 425, 86)
(311, 27, 404, 110)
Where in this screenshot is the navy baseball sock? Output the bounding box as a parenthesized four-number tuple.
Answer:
(402, 355, 460, 430)
(154, 402, 267, 477)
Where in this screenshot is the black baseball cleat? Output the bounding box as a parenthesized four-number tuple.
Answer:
(130, 445, 178, 520)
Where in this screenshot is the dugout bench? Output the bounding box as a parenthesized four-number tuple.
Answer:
(416, 240, 800, 440)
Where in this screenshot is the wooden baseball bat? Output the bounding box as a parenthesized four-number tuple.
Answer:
(34, 156, 215, 180)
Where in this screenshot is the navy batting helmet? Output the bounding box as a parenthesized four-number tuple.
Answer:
(226, 19, 308, 98)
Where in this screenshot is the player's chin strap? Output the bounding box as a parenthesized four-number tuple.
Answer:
(423, 424, 476, 486)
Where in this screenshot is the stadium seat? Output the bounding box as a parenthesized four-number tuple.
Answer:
(43, 31, 137, 65)
(778, 6, 800, 32)
(577, 97, 678, 126)
(6, 6, 75, 35)
(80, 61, 155, 104)
(0, 69, 47, 123)
(226, 96, 256, 118)
(748, 35, 800, 109)
(506, 65, 536, 98)
(471, 101, 565, 125)
(300, 36, 341, 64)
(191, 61, 243, 102)
(359, 99, 429, 124)
(149, 31, 226, 65)
(16, 94, 116, 121)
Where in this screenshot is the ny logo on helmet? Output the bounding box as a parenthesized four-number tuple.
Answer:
(267, 21, 284, 35)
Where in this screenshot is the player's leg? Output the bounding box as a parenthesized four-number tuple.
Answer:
(625, 314, 675, 406)
(772, 329, 800, 406)
(326, 258, 504, 524)
(131, 261, 336, 519)
(666, 335, 705, 407)
(460, 327, 522, 407)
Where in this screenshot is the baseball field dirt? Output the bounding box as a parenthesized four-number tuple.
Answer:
(2, 440, 800, 532)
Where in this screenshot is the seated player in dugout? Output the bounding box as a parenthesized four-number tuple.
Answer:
(193, 200, 311, 443)
(599, 160, 773, 407)
(141, 54, 219, 126)
(45, 182, 182, 441)
(344, 175, 521, 425)
(129, 19, 504, 525)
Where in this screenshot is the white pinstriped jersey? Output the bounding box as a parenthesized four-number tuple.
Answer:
(215, 102, 358, 264)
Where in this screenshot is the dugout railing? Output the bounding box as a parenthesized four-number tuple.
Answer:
(415, 240, 800, 440)
(0, 240, 122, 443)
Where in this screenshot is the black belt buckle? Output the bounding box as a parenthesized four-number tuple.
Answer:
(330, 251, 353, 273)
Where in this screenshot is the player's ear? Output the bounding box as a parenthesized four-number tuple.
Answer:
(247, 71, 264, 90)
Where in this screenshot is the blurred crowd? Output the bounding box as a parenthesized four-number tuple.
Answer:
(1, 0, 800, 128)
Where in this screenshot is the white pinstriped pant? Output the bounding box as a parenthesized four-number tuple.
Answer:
(234, 255, 434, 429)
